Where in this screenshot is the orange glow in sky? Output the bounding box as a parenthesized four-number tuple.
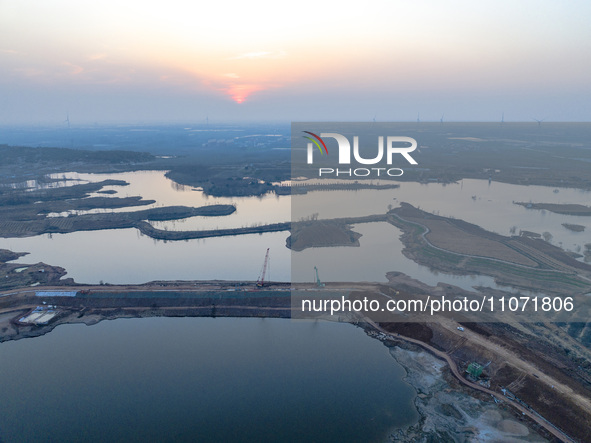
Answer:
(174, 51, 304, 104)
(1, 0, 590, 122)
(225, 84, 263, 104)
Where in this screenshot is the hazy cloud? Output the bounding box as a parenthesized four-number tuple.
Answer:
(14, 67, 43, 77)
(63, 62, 84, 75)
(229, 51, 287, 60)
(88, 53, 107, 61)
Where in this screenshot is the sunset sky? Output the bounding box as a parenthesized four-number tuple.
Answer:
(1, 0, 590, 124)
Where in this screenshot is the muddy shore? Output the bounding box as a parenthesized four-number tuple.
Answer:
(386, 344, 548, 442)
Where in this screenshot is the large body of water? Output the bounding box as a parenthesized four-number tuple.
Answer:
(1, 170, 589, 442)
(0, 317, 417, 442)
(294, 179, 591, 289)
(1, 171, 589, 291)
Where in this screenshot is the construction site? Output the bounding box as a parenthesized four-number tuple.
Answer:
(2, 124, 591, 441)
(1, 283, 589, 442)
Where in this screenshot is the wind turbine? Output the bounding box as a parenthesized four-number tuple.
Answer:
(440, 113, 444, 125)
(532, 117, 545, 127)
(372, 114, 376, 123)
(64, 111, 73, 148)
(501, 112, 504, 124)
(416, 112, 420, 123)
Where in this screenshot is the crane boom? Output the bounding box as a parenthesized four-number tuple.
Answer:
(314, 266, 325, 287)
(257, 248, 270, 287)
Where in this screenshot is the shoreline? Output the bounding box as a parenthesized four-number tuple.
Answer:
(0, 302, 553, 442)
(0, 291, 569, 442)
(386, 343, 548, 442)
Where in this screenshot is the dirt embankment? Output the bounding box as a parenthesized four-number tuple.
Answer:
(287, 214, 387, 251)
(515, 202, 591, 216)
(0, 287, 292, 343)
(562, 223, 585, 232)
(0, 202, 236, 239)
(136, 220, 289, 241)
(0, 173, 241, 240)
(287, 182, 400, 195)
(387, 345, 548, 442)
(388, 203, 591, 294)
(0, 249, 71, 291)
(287, 221, 361, 251)
(376, 311, 591, 442)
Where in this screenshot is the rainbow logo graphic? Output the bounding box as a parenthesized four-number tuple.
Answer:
(302, 131, 328, 155)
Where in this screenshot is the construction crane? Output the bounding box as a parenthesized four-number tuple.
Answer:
(256, 248, 270, 287)
(314, 266, 325, 287)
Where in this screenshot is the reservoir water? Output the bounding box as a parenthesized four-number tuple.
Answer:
(1, 170, 589, 442)
(0, 317, 417, 442)
(0, 171, 589, 290)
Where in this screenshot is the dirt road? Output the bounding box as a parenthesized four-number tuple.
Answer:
(365, 317, 575, 443)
